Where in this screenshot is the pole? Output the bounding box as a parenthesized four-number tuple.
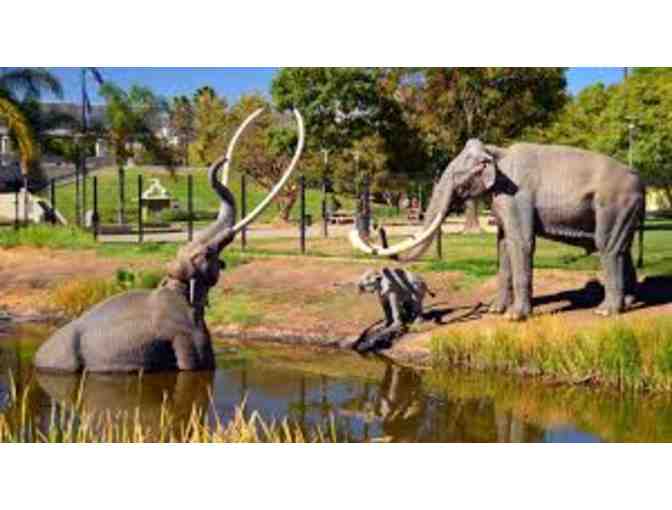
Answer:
(435, 174, 442, 259)
(137, 174, 143, 243)
(23, 176, 28, 226)
(81, 68, 89, 224)
(299, 175, 306, 254)
(93, 176, 99, 241)
(75, 166, 81, 226)
(50, 178, 56, 225)
(187, 174, 194, 242)
(241, 173, 247, 251)
(13, 187, 19, 231)
(322, 149, 329, 238)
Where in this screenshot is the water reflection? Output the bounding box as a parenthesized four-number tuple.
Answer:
(3, 325, 672, 442)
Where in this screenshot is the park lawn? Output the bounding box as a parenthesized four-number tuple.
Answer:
(45, 165, 357, 225)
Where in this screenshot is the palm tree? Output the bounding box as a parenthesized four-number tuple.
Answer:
(0, 68, 63, 176)
(0, 97, 37, 172)
(99, 83, 164, 224)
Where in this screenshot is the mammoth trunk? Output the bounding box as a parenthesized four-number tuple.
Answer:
(400, 177, 454, 261)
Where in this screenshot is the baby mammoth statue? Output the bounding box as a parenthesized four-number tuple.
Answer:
(355, 267, 435, 353)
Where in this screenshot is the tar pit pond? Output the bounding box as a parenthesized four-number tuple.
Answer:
(3, 324, 672, 442)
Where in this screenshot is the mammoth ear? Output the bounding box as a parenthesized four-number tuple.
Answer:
(481, 156, 496, 190)
(481, 146, 503, 190)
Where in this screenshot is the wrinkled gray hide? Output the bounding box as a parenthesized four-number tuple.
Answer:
(34, 157, 236, 373)
(409, 140, 646, 320)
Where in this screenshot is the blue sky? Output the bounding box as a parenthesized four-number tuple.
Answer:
(44, 67, 626, 104)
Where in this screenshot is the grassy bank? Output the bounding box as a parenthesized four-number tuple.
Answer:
(432, 315, 672, 392)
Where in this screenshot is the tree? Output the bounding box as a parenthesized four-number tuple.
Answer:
(413, 68, 568, 231)
(169, 95, 195, 166)
(271, 68, 380, 155)
(99, 83, 164, 223)
(530, 69, 672, 208)
(189, 87, 228, 166)
(228, 93, 304, 222)
(271, 68, 423, 232)
(0, 68, 63, 176)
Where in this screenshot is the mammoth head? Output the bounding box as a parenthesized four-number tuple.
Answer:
(450, 139, 497, 200)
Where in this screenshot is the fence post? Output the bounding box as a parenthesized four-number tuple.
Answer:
(75, 167, 81, 226)
(137, 174, 143, 243)
(187, 174, 194, 242)
(434, 175, 442, 260)
(241, 173, 247, 251)
(299, 175, 306, 254)
(23, 176, 28, 227)
(322, 177, 328, 238)
(50, 178, 56, 225)
(13, 187, 19, 231)
(93, 176, 99, 242)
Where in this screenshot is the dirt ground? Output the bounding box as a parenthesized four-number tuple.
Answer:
(2, 246, 671, 364)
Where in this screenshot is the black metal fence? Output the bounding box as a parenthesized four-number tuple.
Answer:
(5, 170, 448, 259)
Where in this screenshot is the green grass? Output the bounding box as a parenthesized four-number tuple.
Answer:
(46, 165, 357, 225)
(207, 291, 264, 328)
(432, 315, 672, 392)
(0, 224, 96, 250)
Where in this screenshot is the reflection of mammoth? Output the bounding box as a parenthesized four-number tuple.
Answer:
(374, 361, 426, 441)
(36, 370, 215, 430)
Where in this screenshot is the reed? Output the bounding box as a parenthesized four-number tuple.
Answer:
(432, 315, 672, 392)
(0, 379, 337, 443)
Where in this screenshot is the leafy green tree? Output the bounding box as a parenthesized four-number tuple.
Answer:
(531, 69, 672, 208)
(189, 87, 228, 166)
(271, 68, 380, 154)
(99, 83, 164, 223)
(413, 68, 568, 230)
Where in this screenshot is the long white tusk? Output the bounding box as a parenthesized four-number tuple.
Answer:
(221, 107, 265, 187)
(228, 108, 305, 235)
(348, 209, 445, 257)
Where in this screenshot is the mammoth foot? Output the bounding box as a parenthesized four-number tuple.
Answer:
(488, 302, 509, 315)
(594, 304, 624, 317)
(504, 304, 531, 322)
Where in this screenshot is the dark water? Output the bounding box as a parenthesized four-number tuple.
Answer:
(3, 324, 672, 442)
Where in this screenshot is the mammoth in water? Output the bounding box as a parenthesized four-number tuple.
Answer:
(34, 108, 305, 372)
(350, 140, 645, 321)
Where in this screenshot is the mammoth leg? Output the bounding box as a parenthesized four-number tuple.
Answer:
(502, 197, 535, 321)
(379, 295, 394, 326)
(490, 226, 513, 314)
(595, 201, 640, 316)
(174, 330, 215, 371)
(623, 251, 638, 308)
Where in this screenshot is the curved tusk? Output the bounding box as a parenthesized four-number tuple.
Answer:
(348, 208, 445, 257)
(228, 108, 305, 235)
(221, 107, 265, 187)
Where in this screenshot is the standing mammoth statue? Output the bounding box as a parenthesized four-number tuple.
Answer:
(34, 108, 305, 372)
(350, 139, 645, 321)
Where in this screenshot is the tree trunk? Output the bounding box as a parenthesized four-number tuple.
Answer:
(117, 165, 126, 224)
(462, 198, 482, 234)
(279, 192, 298, 223)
